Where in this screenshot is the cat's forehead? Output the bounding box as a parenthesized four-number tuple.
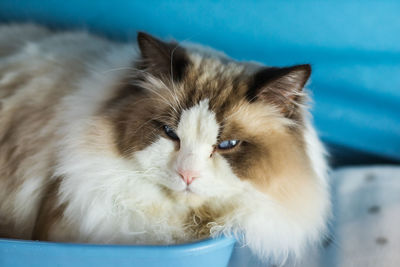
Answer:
(177, 99, 219, 146)
(170, 54, 253, 123)
(142, 54, 289, 134)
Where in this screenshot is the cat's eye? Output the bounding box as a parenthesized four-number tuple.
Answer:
(217, 140, 240, 150)
(163, 125, 179, 141)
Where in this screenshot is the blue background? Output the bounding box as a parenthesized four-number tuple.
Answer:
(1, 0, 399, 163)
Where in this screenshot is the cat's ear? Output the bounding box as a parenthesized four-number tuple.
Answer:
(137, 32, 189, 81)
(247, 64, 311, 118)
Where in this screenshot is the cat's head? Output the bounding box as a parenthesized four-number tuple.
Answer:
(103, 32, 329, 257)
(107, 32, 315, 198)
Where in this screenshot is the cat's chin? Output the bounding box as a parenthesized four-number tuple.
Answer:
(172, 188, 207, 208)
(159, 183, 206, 205)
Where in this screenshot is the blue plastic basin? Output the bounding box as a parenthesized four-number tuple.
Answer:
(0, 236, 236, 267)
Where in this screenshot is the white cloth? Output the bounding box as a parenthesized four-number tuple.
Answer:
(229, 165, 400, 267)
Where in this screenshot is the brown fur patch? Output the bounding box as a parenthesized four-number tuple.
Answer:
(103, 82, 174, 156)
(0, 221, 16, 239)
(32, 177, 66, 241)
(0, 72, 32, 99)
(217, 101, 316, 204)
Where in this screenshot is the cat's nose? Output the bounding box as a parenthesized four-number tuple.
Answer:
(178, 169, 199, 185)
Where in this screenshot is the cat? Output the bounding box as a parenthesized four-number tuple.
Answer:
(0, 24, 330, 261)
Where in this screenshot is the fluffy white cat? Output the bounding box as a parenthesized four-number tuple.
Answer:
(0, 24, 330, 262)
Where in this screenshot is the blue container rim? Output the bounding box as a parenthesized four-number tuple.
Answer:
(0, 236, 236, 258)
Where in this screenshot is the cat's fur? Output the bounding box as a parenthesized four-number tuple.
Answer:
(0, 24, 330, 261)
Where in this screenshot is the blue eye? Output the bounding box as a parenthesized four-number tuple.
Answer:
(217, 140, 240, 150)
(163, 125, 179, 141)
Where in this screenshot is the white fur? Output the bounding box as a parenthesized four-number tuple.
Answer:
(13, 176, 45, 234)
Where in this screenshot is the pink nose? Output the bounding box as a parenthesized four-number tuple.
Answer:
(178, 169, 199, 185)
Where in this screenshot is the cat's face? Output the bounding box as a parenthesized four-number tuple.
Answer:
(105, 32, 314, 206)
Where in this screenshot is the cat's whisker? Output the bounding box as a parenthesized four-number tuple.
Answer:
(101, 67, 138, 74)
(169, 43, 179, 82)
(151, 77, 183, 112)
(132, 79, 180, 115)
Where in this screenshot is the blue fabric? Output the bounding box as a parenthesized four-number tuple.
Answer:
(1, 0, 399, 160)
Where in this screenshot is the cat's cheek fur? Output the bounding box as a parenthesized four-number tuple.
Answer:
(211, 180, 329, 262)
(212, 117, 330, 261)
(188, 159, 243, 198)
